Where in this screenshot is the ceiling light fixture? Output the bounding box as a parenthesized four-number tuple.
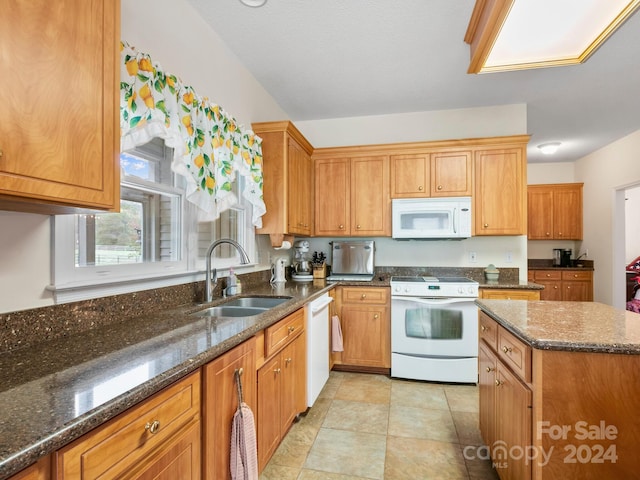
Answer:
(538, 142, 562, 155)
(464, 0, 640, 73)
(239, 0, 267, 7)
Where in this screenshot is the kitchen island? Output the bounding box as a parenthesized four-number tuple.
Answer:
(476, 299, 640, 480)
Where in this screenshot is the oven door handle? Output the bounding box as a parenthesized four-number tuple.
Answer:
(395, 297, 475, 306)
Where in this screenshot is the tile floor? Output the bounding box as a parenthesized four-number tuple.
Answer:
(259, 371, 501, 480)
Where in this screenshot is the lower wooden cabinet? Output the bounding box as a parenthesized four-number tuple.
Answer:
(56, 371, 201, 480)
(257, 310, 307, 472)
(203, 337, 256, 480)
(478, 313, 532, 480)
(333, 287, 390, 370)
(531, 269, 593, 301)
(8, 457, 50, 480)
(480, 289, 540, 300)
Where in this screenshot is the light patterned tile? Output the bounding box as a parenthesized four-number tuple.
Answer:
(444, 384, 479, 413)
(390, 379, 449, 410)
(297, 469, 371, 479)
(259, 463, 300, 480)
(385, 436, 469, 480)
(388, 403, 458, 443)
(304, 428, 386, 479)
(334, 374, 391, 404)
(452, 410, 484, 446)
(270, 422, 319, 469)
(300, 397, 332, 430)
(322, 399, 389, 435)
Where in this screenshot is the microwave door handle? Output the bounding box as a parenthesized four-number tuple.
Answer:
(453, 207, 457, 234)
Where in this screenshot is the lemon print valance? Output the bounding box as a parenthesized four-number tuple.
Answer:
(119, 41, 265, 227)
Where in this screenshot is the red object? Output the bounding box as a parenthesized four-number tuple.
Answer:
(626, 256, 640, 271)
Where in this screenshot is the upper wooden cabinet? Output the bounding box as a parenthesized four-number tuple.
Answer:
(252, 121, 314, 239)
(0, 0, 120, 213)
(390, 150, 472, 198)
(474, 145, 527, 236)
(314, 155, 390, 237)
(527, 183, 583, 240)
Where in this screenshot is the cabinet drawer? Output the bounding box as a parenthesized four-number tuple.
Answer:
(561, 270, 592, 281)
(481, 289, 540, 300)
(342, 287, 389, 304)
(479, 311, 498, 350)
(497, 327, 531, 383)
(57, 371, 201, 479)
(533, 270, 562, 281)
(265, 308, 305, 359)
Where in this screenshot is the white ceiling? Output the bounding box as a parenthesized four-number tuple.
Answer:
(186, 0, 640, 163)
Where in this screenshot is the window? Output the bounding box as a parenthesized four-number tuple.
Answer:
(52, 138, 255, 303)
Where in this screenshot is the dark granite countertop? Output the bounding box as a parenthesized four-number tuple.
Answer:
(0, 281, 334, 479)
(476, 299, 640, 354)
(479, 280, 544, 290)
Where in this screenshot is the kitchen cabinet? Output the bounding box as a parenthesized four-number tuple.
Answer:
(478, 312, 532, 480)
(203, 337, 256, 480)
(56, 371, 201, 479)
(531, 269, 593, 301)
(390, 150, 472, 198)
(8, 457, 50, 480)
(252, 121, 314, 240)
(0, 0, 120, 213)
(257, 309, 306, 472)
(314, 156, 390, 236)
(528, 183, 583, 240)
(333, 287, 390, 370)
(480, 289, 540, 300)
(474, 146, 527, 236)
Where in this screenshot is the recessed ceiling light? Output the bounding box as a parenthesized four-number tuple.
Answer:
(538, 142, 562, 155)
(239, 0, 267, 7)
(465, 0, 640, 73)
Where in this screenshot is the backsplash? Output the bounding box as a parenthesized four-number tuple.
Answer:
(0, 270, 271, 354)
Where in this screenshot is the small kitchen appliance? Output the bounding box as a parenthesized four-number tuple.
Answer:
(292, 240, 313, 281)
(553, 248, 563, 267)
(390, 275, 479, 383)
(326, 240, 375, 281)
(392, 197, 472, 239)
(561, 249, 572, 267)
(270, 257, 287, 283)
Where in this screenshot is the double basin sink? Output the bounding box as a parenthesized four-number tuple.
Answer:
(192, 296, 292, 319)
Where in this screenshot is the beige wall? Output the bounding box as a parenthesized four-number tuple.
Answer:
(0, 0, 287, 314)
(575, 129, 640, 307)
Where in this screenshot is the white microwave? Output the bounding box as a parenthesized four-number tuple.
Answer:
(392, 197, 472, 239)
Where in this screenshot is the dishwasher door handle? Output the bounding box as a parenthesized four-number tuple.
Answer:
(311, 297, 334, 314)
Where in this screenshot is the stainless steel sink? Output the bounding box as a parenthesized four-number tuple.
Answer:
(192, 306, 268, 318)
(222, 296, 291, 308)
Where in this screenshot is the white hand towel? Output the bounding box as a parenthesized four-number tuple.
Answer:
(331, 314, 344, 352)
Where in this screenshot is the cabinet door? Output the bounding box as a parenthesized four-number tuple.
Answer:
(537, 279, 562, 301)
(527, 187, 554, 239)
(0, 0, 119, 211)
(431, 150, 472, 197)
(279, 333, 307, 432)
(287, 138, 313, 236)
(341, 304, 390, 368)
(562, 281, 592, 301)
(390, 153, 429, 198)
(8, 457, 50, 480)
(351, 156, 390, 236)
(474, 148, 526, 235)
(257, 356, 282, 472)
(495, 365, 532, 480)
(478, 342, 497, 449)
(203, 338, 256, 480)
(315, 158, 350, 236)
(125, 421, 201, 480)
(481, 289, 540, 300)
(553, 185, 582, 240)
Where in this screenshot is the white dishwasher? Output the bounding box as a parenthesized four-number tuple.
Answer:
(306, 293, 333, 407)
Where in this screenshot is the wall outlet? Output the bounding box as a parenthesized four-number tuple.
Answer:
(505, 251, 513, 263)
(469, 251, 477, 263)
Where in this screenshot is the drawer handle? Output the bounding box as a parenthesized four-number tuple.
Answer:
(288, 326, 295, 334)
(145, 420, 161, 435)
(274, 368, 281, 374)
(502, 346, 512, 354)
(486, 366, 494, 373)
(495, 379, 502, 387)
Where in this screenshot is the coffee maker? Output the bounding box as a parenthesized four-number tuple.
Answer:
(553, 248, 572, 267)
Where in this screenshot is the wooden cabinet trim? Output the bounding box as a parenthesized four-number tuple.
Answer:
(264, 308, 305, 360)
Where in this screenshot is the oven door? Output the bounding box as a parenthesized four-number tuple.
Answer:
(391, 297, 478, 357)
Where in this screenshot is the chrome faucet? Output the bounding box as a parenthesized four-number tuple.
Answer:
(205, 238, 250, 303)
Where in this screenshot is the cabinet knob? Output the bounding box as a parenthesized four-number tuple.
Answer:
(573, 274, 578, 278)
(288, 326, 295, 333)
(484, 223, 489, 228)
(234, 367, 244, 377)
(339, 224, 344, 230)
(502, 346, 512, 354)
(356, 225, 361, 229)
(553, 285, 559, 289)
(274, 368, 281, 374)
(437, 185, 443, 190)
(481, 325, 488, 332)
(145, 420, 161, 434)
(545, 274, 551, 277)
(545, 232, 550, 236)
(361, 294, 366, 299)
(495, 379, 502, 387)
(285, 357, 292, 365)
(558, 232, 563, 236)
(373, 314, 379, 319)
(418, 185, 424, 191)
(486, 366, 494, 373)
